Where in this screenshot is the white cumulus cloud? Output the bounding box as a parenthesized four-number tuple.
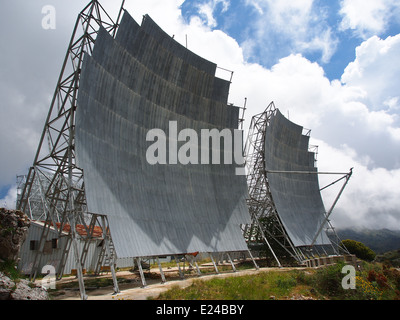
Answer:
(339, 0, 400, 38)
(0, 185, 17, 210)
(242, 0, 338, 64)
(1, 0, 399, 230)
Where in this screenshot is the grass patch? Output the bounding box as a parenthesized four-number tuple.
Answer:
(156, 262, 400, 300)
(158, 270, 301, 300)
(0, 259, 23, 281)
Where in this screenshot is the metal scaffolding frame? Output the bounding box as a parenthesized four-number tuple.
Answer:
(242, 102, 352, 265)
(16, 0, 125, 300)
(16, 0, 257, 299)
(14, 0, 355, 296)
(242, 102, 300, 265)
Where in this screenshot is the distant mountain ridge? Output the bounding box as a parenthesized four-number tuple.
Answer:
(335, 228, 400, 254)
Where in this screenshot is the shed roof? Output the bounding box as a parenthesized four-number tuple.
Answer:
(32, 220, 104, 238)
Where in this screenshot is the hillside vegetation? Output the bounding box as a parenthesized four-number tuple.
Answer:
(156, 261, 400, 300)
(336, 228, 400, 254)
(375, 249, 400, 267)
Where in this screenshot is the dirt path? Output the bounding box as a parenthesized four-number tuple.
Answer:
(53, 266, 291, 300)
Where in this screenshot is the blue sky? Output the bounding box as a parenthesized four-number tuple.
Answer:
(180, 0, 400, 80)
(1, 0, 400, 230)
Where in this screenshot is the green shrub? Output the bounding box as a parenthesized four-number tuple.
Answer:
(0, 259, 22, 281)
(313, 261, 348, 297)
(383, 267, 400, 291)
(341, 239, 376, 261)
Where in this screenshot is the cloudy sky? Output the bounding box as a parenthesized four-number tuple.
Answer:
(1, 0, 400, 230)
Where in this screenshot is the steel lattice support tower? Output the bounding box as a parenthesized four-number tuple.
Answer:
(242, 102, 303, 265)
(242, 102, 352, 265)
(17, 0, 125, 300)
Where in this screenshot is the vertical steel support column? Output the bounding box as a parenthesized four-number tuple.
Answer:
(174, 256, 184, 279)
(157, 257, 166, 283)
(190, 256, 202, 275)
(254, 217, 282, 267)
(247, 250, 259, 270)
(135, 257, 147, 287)
(226, 253, 236, 272)
(100, 215, 119, 294)
(69, 214, 87, 300)
(186, 255, 201, 275)
(209, 253, 219, 274)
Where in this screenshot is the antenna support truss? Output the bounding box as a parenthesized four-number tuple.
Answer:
(17, 0, 125, 300)
(242, 102, 353, 266)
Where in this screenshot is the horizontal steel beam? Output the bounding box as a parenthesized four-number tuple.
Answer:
(265, 170, 352, 175)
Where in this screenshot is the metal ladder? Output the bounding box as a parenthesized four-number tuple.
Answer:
(80, 214, 98, 267)
(56, 232, 72, 280)
(94, 236, 116, 274)
(94, 215, 119, 293)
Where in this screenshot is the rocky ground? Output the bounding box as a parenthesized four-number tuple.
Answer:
(0, 208, 49, 300)
(0, 208, 30, 262)
(0, 271, 49, 300)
